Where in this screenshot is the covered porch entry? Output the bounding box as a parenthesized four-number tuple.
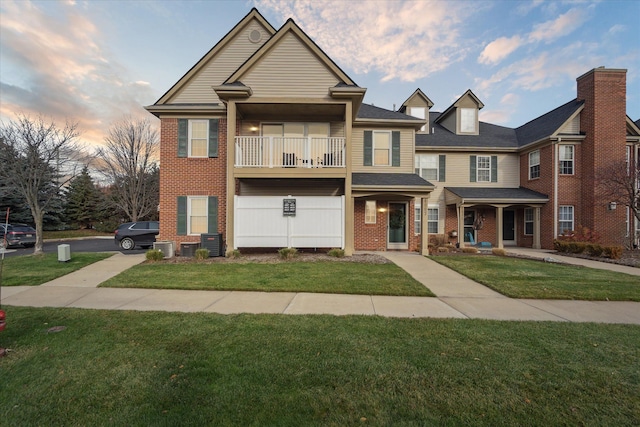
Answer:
(445, 187, 549, 249)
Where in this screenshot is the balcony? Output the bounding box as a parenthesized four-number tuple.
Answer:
(235, 136, 345, 168)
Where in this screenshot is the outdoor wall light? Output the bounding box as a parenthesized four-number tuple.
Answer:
(249, 125, 259, 132)
(378, 208, 387, 212)
(608, 202, 617, 210)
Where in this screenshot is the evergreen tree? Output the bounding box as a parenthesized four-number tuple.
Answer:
(64, 166, 101, 229)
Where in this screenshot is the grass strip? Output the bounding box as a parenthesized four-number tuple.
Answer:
(432, 255, 640, 301)
(0, 252, 113, 286)
(100, 261, 435, 296)
(1, 307, 638, 426)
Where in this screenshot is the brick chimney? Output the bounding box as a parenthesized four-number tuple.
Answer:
(576, 67, 627, 244)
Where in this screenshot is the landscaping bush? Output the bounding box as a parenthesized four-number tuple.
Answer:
(437, 247, 449, 253)
(603, 245, 623, 260)
(195, 248, 209, 260)
(461, 247, 478, 254)
(278, 247, 298, 259)
(492, 248, 507, 256)
(586, 243, 604, 257)
(327, 248, 345, 258)
(146, 249, 164, 262)
(226, 249, 241, 258)
(558, 225, 601, 243)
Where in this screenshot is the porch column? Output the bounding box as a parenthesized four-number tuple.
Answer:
(421, 197, 429, 256)
(226, 100, 237, 253)
(344, 101, 354, 256)
(533, 207, 541, 249)
(496, 205, 504, 249)
(457, 204, 465, 247)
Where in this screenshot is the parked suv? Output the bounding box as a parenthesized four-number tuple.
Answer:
(114, 221, 159, 250)
(1, 223, 37, 248)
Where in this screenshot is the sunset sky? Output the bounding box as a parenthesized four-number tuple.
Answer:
(1, 0, 639, 149)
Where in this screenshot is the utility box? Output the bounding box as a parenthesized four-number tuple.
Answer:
(200, 233, 223, 257)
(58, 244, 71, 262)
(180, 242, 199, 257)
(153, 241, 175, 259)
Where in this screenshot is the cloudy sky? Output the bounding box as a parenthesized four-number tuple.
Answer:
(1, 0, 639, 148)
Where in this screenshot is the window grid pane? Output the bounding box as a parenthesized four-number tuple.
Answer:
(189, 198, 208, 234)
(416, 155, 438, 181)
(524, 208, 534, 235)
(414, 204, 421, 234)
(529, 151, 540, 179)
(559, 146, 574, 175)
(558, 206, 574, 233)
(477, 156, 490, 182)
(190, 121, 208, 157)
(373, 132, 390, 166)
(427, 208, 438, 234)
(365, 200, 376, 224)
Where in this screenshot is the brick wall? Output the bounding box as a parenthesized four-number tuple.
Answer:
(158, 118, 228, 249)
(353, 200, 419, 251)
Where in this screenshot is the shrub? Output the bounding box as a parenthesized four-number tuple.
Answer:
(278, 247, 298, 259)
(327, 248, 345, 258)
(437, 247, 449, 253)
(226, 249, 241, 258)
(568, 242, 587, 254)
(146, 249, 164, 262)
(195, 248, 210, 260)
(558, 225, 601, 243)
(585, 243, 604, 257)
(603, 246, 623, 260)
(461, 247, 478, 254)
(492, 248, 507, 256)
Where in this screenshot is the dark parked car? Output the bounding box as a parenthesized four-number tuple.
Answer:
(1, 223, 37, 248)
(114, 221, 159, 250)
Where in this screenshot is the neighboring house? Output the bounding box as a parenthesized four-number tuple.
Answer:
(146, 8, 640, 255)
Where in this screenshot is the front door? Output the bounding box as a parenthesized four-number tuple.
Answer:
(463, 210, 476, 244)
(503, 209, 516, 245)
(387, 202, 408, 249)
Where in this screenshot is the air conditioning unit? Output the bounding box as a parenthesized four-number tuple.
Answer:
(58, 244, 71, 262)
(200, 233, 223, 257)
(153, 241, 175, 259)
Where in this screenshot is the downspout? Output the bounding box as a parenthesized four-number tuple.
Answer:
(554, 138, 560, 238)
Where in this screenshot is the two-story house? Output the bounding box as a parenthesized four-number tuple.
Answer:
(146, 8, 433, 256)
(147, 8, 639, 255)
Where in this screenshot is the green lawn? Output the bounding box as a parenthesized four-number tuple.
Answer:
(0, 252, 113, 286)
(42, 229, 112, 239)
(432, 255, 640, 301)
(1, 307, 638, 426)
(100, 261, 434, 296)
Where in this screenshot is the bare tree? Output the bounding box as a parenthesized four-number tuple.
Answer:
(596, 159, 639, 247)
(95, 117, 159, 222)
(0, 114, 82, 254)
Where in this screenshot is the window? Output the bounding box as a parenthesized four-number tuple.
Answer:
(415, 155, 438, 181)
(189, 120, 208, 157)
(373, 131, 391, 166)
(188, 197, 208, 234)
(409, 107, 426, 132)
(559, 145, 574, 175)
(460, 108, 476, 133)
(477, 155, 491, 182)
(365, 200, 376, 224)
(524, 208, 534, 235)
(414, 203, 421, 234)
(558, 206, 574, 234)
(427, 207, 439, 234)
(529, 150, 540, 179)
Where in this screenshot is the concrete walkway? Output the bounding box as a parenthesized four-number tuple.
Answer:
(1, 250, 639, 324)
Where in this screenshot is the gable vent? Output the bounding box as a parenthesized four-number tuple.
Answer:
(249, 29, 262, 43)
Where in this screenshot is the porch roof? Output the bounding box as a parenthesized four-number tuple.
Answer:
(445, 187, 549, 206)
(352, 173, 434, 196)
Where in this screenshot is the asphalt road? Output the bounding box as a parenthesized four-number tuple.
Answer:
(0, 237, 146, 258)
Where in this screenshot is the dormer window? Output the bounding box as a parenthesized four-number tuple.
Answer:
(409, 107, 426, 132)
(460, 108, 476, 133)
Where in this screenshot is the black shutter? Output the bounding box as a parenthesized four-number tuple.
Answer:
(391, 131, 400, 167)
(178, 119, 188, 158)
(470, 155, 477, 182)
(207, 196, 218, 233)
(439, 154, 446, 181)
(491, 155, 498, 182)
(363, 131, 372, 166)
(208, 119, 219, 158)
(177, 196, 187, 235)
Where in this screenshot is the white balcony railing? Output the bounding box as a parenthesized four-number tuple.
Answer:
(235, 136, 345, 168)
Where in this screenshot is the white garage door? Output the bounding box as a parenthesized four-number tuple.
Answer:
(234, 195, 344, 249)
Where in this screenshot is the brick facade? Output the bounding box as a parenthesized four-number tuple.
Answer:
(158, 118, 227, 250)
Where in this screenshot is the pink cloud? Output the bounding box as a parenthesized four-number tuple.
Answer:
(478, 35, 524, 65)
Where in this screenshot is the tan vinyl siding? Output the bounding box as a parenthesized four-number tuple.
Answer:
(170, 20, 270, 104)
(439, 112, 456, 134)
(559, 114, 580, 134)
(352, 127, 414, 173)
(330, 122, 345, 138)
(239, 179, 344, 196)
(240, 32, 340, 99)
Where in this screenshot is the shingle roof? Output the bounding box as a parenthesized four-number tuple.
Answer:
(416, 112, 519, 148)
(515, 99, 584, 147)
(356, 104, 422, 121)
(352, 173, 433, 187)
(446, 187, 549, 200)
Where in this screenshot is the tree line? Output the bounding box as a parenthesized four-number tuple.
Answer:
(0, 114, 159, 254)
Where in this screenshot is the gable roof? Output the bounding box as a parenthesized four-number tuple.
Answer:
(223, 17, 357, 86)
(152, 8, 275, 106)
(515, 99, 584, 147)
(356, 103, 423, 122)
(399, 88, 434, 112)
(435, 89, 484, 124)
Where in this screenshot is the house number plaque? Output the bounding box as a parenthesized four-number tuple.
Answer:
(283, 198, 296, 216)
